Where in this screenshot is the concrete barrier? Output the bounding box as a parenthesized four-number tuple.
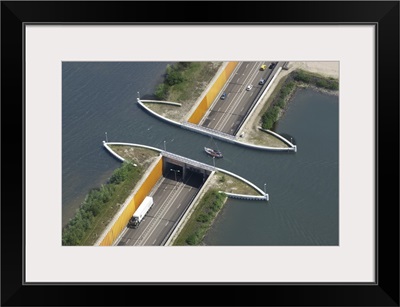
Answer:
(141, 100, 182, 107)
(234, 138, 295, 152)
(215, 167, 268, 200)
(187, 62, 239, 124)
(137, 98, 182, 127)
(223, 192, 268, 201)
(258, 128, 297, 152)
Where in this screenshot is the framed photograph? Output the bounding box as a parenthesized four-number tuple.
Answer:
(2, 1, 398, 306)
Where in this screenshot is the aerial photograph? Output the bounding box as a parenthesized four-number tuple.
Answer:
(62, 61, 339, 246)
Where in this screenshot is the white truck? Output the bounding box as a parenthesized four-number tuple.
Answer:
(128, 196, 153, 229)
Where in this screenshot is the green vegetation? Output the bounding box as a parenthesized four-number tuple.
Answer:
(109, 145, 160, 165)
(154, 62, 222, 103)
(173, 189, 227, 246)
(293, 69, 339, 91)
(261, 81, 296, 130)
(62, 161, 143, 246)
(261, 69, 338, 130)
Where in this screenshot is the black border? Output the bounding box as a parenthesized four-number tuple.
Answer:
(1, 1, 399, 306)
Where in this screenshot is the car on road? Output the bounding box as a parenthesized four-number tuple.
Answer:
(220, 92, 227, 100)
(260, 64, 267, 71)
(259, 79, 265, 85)
(246, 85, 253, 91)
(269, 62, 277, 69)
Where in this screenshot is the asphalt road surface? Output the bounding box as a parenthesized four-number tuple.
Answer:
(116, 170, 204, 246)
(200, 61, 278, 135)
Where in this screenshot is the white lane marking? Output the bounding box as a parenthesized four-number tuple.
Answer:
(139, 174, 194, 245)
(165, 221, 169, 226)
(212, 61, 261, 132)
(177, 203, 181, 208)
(246, 64, 248, 68)
(153, 239, 157, 244)
(241, 107, 244, 111)
(218, 108, 221, 111)
(237, 78, 240, 82)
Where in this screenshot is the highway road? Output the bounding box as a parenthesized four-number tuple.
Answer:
(116, 169, 204, 246)
(200, 61, 281, 135)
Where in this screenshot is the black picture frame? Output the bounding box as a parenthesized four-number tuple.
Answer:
(1, 1, 399, 306)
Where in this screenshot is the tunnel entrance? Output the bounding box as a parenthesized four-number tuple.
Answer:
(163, 158, 212, 186)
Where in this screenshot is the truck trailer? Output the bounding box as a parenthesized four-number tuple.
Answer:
(128, 196, 154, 229)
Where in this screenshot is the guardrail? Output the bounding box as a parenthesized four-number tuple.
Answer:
(223, 192, 268, 201)
(181, 121, 236, 141)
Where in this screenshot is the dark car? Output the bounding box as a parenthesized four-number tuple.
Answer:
(269, 62, 277, 69)
(220, 92, 227, 100)
(259, 79, 265, 85)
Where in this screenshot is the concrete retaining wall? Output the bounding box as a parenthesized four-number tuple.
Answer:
(141, 100, 182, 107)
(96, 148, 163, 246)
(258, 128, 297, 152)
(187, 62, 239, 124)
(137, 98, 182, 127)
(215, 167, 268, 200)
(223, 192, 268, 201)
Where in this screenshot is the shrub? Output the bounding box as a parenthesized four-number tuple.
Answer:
(62, 161, 141, 246)
(154, 83, 169, 100)
(197, 214, 210, 223)
(186, 233, 199, 245)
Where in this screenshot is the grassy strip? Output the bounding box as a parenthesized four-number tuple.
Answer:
(213, 172, 261, 196)
(109, 145, 160, 165)
(62, 161, 143, 246)
(154, 62, 222, 103)
(173, 189, 227, 246)
(261, 69, 339, 130)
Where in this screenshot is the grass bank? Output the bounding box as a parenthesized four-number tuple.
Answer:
(212, 172, 261, 196)
(154, 62, 222, 103)
(172, 189, 227, 246)
(62, 161, 144, 246)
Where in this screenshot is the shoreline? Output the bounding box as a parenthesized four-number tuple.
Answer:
(238, 62, 339, 145)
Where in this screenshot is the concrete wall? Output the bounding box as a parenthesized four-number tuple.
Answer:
(98, 157, 163, 246)
(188, 62, 238, 124)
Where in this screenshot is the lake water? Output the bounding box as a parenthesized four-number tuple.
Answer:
(62, 62, 338, 245)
